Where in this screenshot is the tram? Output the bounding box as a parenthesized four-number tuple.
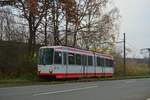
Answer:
(38, 46, 114, 79)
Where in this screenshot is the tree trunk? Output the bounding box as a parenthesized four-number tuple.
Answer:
(52, 0, 60, 46)
(44, 11, 48, 46)
(65, 19, 68, 46)
(28, 21, 33, 57)
(28, 16, 36, 57)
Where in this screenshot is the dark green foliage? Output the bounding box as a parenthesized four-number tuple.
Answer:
(0, 41, 40, 79)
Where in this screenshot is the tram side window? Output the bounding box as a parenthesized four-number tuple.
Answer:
(63, 52, 67, 65)
(106, 59, 108, 67)
(76, 54, 81, 65)
(54, 51, 62, 64)
(97, 57, 100, 66)
(100, 58, 104, 66)
(106, 59, 113, 67)
(82, 55, 87, 65)
(109, 60, 111, 67)
(88, 56, 93, 66)
(68, 53, 75, 65)
(109, 60, 113, 67)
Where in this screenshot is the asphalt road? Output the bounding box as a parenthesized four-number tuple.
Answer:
(0, 78, 150, 100)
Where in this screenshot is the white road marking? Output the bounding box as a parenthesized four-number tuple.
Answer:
(33, 85, 98, 96)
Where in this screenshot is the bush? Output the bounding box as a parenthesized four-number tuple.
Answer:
(0, 41, 39, 80)
(114, 61, 149, 76)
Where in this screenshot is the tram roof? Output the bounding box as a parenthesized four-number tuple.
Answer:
(40, 46, 113, 59)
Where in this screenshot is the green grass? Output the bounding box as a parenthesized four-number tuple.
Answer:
(0, 79, 32, 84)
(115, 63, 149, 76)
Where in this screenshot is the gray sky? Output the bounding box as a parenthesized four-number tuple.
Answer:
(114, 0, 150, 58)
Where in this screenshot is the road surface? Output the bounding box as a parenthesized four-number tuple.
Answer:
(0, 78, 150, 100)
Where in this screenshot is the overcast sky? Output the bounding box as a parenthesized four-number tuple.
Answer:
(114, 0, 150, 58)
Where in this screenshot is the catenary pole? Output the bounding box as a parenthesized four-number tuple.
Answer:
(123, 33, 126, 77)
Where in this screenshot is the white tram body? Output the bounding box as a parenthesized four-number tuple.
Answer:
(38, 46, 114, 79)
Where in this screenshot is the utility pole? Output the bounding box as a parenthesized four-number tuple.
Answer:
(123, 33, 126, 77)
(146, 49, 150, 75)
(100, 33, 126, 77)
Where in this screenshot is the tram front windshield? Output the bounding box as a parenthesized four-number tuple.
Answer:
(38, 48, 54, 65)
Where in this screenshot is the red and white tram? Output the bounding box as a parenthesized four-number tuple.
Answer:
(38, 46, 114, 79)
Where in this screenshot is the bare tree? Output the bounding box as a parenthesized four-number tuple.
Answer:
(10, 0, 120, 55)
(14, 0, 49, 56)
(0, 7, 28, 42)
(74, 0, 120, 52)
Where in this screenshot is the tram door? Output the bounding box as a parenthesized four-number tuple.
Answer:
(63, 52, 68, 78)
(82, 55, 87, 77)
